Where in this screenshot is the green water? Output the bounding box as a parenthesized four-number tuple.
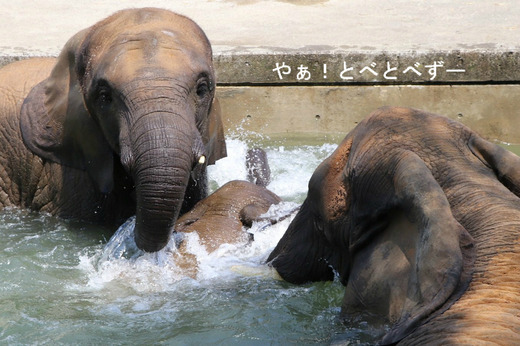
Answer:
(0, 208, 347, 344)
(498, 142, 520, 156)
(0, 137, 379, 345)
(4, 133, 513, 345)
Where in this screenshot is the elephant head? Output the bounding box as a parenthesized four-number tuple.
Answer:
(266, 107, 503, 343)
(19, 8, 227, 252)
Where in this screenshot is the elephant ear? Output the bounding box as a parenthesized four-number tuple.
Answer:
(469, 133, 520, 197)
(205, 97, 227, 165)
(343, 151, 475, 344)
(20, 28, 115, 194)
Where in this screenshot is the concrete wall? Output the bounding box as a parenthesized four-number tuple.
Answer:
(212, 48, 520, 143)
(217, 84, 520, 143)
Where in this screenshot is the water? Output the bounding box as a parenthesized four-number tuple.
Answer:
(0, 134, 377, 345)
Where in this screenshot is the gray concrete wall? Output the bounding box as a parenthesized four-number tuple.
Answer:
(217, 84, 520, 143)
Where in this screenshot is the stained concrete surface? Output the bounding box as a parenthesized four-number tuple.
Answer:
(217, 84, 520, 142)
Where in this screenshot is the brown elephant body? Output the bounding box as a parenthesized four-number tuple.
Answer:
(0, 8, 227, 252)
(173, 180, 281, 275)
(172, 148, 282, 275)
(268, 107, 520, 344)
(176, 180, 281, 252)
(0, 58, 132, 223)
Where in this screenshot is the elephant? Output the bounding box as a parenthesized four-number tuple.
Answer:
(267, 107, 520, 344)
(172, 148, 282, 274)
(0, 8, 227, 252)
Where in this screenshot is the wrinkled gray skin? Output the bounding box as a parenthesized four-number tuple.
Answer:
(268, 107, 520, 344)
(0, 8, 227, 252)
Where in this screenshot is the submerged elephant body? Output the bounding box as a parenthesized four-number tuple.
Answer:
(268, 107, 520, 344)
(172, 148, 283, 274)
(0, 8, 226, 252)
(175, 180, 281, 254)
(172, 180, 281, 277)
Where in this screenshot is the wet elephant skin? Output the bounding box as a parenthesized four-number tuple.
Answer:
(268, 107, 520, 344)
(0, 8, 227, 252)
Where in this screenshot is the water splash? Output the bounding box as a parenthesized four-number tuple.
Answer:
(98, 216, 142, 262)
(80, 200, 299, 294)
(0, 136, 359, 345)
(207, 138, 249, 190)
(97, 216, 183, 264)
(80, 137, 337, 292)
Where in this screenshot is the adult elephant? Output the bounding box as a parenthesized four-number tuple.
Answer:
(0, 8, 226, 252)
(267, 107, 520, 344)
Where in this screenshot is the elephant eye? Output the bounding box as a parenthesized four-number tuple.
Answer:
(314, 214, 324, 233)
(97, 87, 112, 105)
(196, 81, 209, 98)
(94, 80, 113, 108)
(196, 74, 214, 99)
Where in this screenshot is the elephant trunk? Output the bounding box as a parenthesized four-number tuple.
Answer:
(129, 107, 204, 252)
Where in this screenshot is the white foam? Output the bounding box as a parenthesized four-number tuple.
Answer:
(207, 138, 249, 189)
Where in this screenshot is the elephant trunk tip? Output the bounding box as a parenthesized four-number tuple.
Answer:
(135, 233, 170, 253)
(134, 221, 174, 253)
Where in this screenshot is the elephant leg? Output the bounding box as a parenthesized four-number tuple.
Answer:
(246, 148, 271, 187)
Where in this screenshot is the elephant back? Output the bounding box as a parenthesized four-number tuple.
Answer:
(0, 58, 56, 114)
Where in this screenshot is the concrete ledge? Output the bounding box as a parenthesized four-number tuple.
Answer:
(215, 50, 520, 85)
(2, 50, 520, 85)
(2, 51, 520, 143)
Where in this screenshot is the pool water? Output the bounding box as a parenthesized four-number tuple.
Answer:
(0, 134, 379, 345)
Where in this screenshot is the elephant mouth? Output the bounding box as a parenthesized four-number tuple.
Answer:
(107, 156, 138, 224)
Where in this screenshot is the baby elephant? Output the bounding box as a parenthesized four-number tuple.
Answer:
(173, 148, 282, 274)
(268, 107, 520, 344)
